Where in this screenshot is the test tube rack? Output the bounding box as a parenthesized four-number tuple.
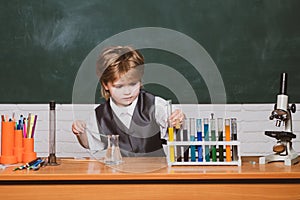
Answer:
(166, 140, 241, 166)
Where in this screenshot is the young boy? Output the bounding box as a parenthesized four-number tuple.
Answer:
(72, 46, 185, 157)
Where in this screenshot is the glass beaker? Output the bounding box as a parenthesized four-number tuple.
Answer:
(104, 135, 122, 165)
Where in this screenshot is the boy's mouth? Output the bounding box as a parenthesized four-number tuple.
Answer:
(123, 96, 133, 101)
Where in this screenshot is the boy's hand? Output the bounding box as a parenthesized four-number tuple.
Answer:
(72, 120, 86, 135)
(169, 109, 185, 128)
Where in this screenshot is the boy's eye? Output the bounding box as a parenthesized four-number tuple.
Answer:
(130, 82, 138, 86)
(112, 82, 139, 89)
(114, 85, 123, 89)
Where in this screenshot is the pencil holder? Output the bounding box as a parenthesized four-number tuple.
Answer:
(0, 121, 17, 164)
(13, 130, 24, 163)
(22, 138, 37, 163)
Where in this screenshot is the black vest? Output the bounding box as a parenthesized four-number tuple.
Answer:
(95, 90, 165, 157)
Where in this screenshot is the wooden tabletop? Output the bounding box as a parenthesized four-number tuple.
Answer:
(0, 157, 300, 181)
(1, 157, 300, 200)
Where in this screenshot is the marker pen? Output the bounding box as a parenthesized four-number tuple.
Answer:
(27, 113, 31, 138)
(31, 115, 38, 138)
(13, 157, 42, 171)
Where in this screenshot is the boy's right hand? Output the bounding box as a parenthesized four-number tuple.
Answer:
(72, 120, 86, 135)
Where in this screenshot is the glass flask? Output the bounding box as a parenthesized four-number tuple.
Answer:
(104, 135, 122, 165)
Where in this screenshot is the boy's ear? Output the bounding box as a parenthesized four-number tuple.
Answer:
(102, 82, 109, 90)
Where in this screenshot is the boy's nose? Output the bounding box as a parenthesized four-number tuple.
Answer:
(123, 86, 132, 94)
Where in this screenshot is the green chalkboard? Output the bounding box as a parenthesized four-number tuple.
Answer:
(1, 0, 299, 104)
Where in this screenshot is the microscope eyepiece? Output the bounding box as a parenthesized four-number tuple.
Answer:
(280, 72, 287, 95)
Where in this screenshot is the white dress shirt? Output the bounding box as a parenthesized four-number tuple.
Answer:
(85, 95, 172, 151)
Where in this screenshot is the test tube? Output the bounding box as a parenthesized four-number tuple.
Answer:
(203, 118, 210, 162)
(231, 118, 238, 161)
(217, 118, 224, 162)
(189, 118, 196, 162)
(225, 119, 231, 162)
(48, 101, 59, 165)
(175, 123, 182, 162)
(167, 100, 175, 163)
(183, 119, 189, 162)
(180, 124, 184, 161)
(174, 109, 181, 162)
(210, 114, 217, 162)
(196, 119, 203, 162)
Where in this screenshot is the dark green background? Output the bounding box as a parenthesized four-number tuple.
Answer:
(1, 0, 299, 104)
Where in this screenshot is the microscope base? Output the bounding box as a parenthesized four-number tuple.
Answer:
(259, 152, 300, 166)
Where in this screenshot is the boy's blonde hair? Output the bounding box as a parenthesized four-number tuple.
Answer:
(96, 46, 144, 100)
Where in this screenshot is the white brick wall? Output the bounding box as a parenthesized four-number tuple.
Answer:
(0, 104, 299, 158)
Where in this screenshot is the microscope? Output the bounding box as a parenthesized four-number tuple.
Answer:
(259, 73, 299, 166)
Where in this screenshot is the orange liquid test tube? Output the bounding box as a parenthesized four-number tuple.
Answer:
(0, 121, 17, 164)
(225, 119, 231, 162)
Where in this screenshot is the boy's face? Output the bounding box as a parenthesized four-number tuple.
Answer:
(103, 68, 142, 107)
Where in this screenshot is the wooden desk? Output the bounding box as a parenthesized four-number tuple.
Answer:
(0, 157, 299, 200)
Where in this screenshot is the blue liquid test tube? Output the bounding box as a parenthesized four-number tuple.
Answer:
(189, 118, 196, 162)
(196, 119, 203, 162)
(203, 118, 210, 162)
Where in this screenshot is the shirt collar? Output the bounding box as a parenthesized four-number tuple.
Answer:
(110, 97, 138, 117)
